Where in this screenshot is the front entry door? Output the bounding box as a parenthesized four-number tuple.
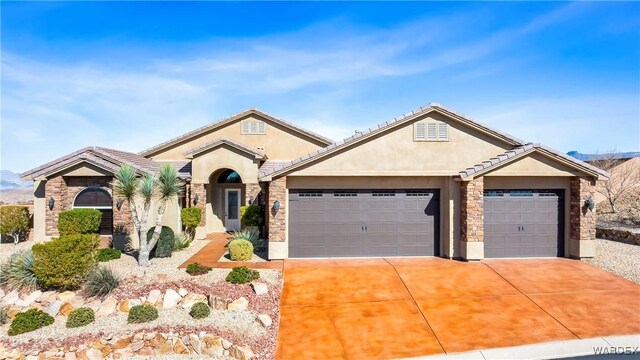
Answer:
(225, 189, 241, 231)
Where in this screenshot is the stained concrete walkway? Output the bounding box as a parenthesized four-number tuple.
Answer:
(179, 233, 283, 269)
(276, 257, 640, 360)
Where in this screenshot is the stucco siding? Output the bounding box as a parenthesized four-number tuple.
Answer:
(485, 152, 584, 177)
(190, 145, 260, 185)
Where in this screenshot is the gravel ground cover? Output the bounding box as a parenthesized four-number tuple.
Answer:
(0, 238, 48, 262)
(584, 238, 640, 284)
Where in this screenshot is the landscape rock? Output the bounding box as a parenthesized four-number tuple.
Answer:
(3, 290, 19, 305)
(257, 314, 272, 328)
(180, 293, 207, 310)
(178, 288, 189, 297)
(57, 291, 76, 302)
(85, 348, 102, 360)
(131, 341, 144, 352)
(163, 289, 182, 309)
(230, 345, 255, 360)
(173, 339, 190, 354)
(208, 293, 232, 310)
(45, 300, 63, 317)
(60, 302, 75, 316)
(96, 297, 117, 316)
(203, 334, 222, 348)
(84, 299, 102, 312)
(147, 289, 162, 306)
(228, 297, 249, 311)
(222, 339, 233, 349)
(189, 334, 202, 354)
(16, 290, 42, 307)
(251, 282, 269, 295)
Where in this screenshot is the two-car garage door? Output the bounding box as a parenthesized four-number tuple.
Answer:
(288, 189, 439, 258)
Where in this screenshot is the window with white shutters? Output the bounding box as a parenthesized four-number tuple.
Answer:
(242, 120, 266, 135)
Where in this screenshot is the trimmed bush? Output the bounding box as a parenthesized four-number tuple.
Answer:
(181, 207, 202, 240)
(66, 307, 95, 328)
(128, 304, 158, 324)
(32, 234, 98, 290)
(240, 205, 263, 228)
(57, 208, 102, 235)
(186, 262, 211, 276)
(0, 307, 7, 325)
(95, 248, 121, 262)
(84, 266, 119, 297)
(189, 302, 210, 319)
(173, 232, 192, 251)
(226, 266, 260, 284)
(0, 206, 30, 244)
(230, 228, 261, 249)
(228, 239, 253, 261)
(146, 226, 174, 258)
(0, 249, 39, 290)
(8, 309, 54, 336)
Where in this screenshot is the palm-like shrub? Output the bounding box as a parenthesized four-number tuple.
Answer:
(230, 228, 261, 249)
(0, 249, 39, 290)
(228, 239, 253, 261)
(84, 266, 119, 297)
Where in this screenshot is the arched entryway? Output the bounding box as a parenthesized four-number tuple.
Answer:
(205, 168, 244, 232)
(73, 187, 113, 235)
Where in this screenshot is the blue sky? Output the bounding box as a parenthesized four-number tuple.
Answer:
(2, 1, 639, 172)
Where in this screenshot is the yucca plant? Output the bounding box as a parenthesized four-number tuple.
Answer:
(0, 249, 39, 291)
(173, 232, 192, 251)
(0, 306, 8, 325)
(84, 266, 119, 297)
(229, 228, 262, 249)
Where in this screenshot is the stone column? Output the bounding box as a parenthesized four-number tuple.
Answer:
(245, 183, 263, 206)
(460, 177, 484, 260)
(267, 176, 287, 259)
(569, 176, 596, 258)
(191, 183, 207, 240)
(44, 175, 68, 237)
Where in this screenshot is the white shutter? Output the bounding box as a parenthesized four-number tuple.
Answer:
(242, 121, 249, 134)
(426, 123, 437, 140)
(250, 121, 257, 133)
(415, 123, 426, 140)
(437, 123, 448, 140)
(258, 121, 265, 134)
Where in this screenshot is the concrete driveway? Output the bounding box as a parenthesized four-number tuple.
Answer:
(276, 257, 640, 360)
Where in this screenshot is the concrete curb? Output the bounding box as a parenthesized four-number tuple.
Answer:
(405, 334, 640, 360)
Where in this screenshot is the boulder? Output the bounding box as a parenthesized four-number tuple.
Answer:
(178, 288, 188, 297)
(189, 334, 202, 354)
(203, 334, 222, 348)
(85, 348, 102, 360)
(84, 300, 102, 312)
(230, 345, 255, 360)
(16, 290, 42, 307)
(147, 289, 162, 306)
(162, 289, 182, 309)
(227, 297, 249, 311)
(180, 293, 207, 310)
(203, 345, 224, 357)
(131, 341, 144, 352)
(208, 293, 232, 310)
(96, 297, 117, 317)
(3, 290, 19, 305)
(222, 339, 232, 350)
(60, 302, 75, 316)
(257, 314, 272, 328)
(251, 282, 269, 296)
(173, 339, 190, 355)
(64, 352, 77, 360)
(39, 291, 58, 305)
(45, 300, 63, 317)
(57, 291, 76, 302)
(136, 347, 154, 356)
(112, 336, 132, 350)
(157, 341, 173, 355)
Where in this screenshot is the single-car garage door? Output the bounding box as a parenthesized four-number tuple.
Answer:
(289, 189, 439, 258)
(484, 189, 564, 258)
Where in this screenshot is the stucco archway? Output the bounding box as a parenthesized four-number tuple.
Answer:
(205, 168, 245, 233)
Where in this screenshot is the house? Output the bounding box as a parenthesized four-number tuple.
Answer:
(21, 103, 608, 260)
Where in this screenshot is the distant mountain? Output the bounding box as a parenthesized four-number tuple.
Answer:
(567, 151, 640, 162)
(0, 170, 31, 191)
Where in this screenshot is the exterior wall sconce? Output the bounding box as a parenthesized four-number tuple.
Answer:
(273, 200, 281, 212)
(585, 197, 595, 211)
(116, 198, 124, 211)
(193, 194, 199, 206)
(47, 196, 55, 210)
(250, 195, 255, 204)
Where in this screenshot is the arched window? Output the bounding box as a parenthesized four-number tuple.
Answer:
(73, 187, 113, 235)
(217, 169, 241, 184)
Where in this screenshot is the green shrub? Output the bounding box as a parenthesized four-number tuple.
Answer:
(0, 206, 30, 244)
(230, 228, 262, 249)
(173, 232, 192, 251)
(225, 266, 260, 284)
(128, 304, 158, 324)
(0, 249, 39, 290)
(8, 309, 54, 336)
(189, 302, 210, 319)
(95, 248, 121, 262)
(32, 234, 98, 290)
(186, 262, 211, 276)
(240, 205, 263, 228)
(146, 226, 174, 258)
(57, 208, 102, 235)
(181, 207, 201, 240)
(66, 307, 95, 328)
(228, 239, 253, 261)
(0, 307, 7, 325)
(84, 266, 119, 297)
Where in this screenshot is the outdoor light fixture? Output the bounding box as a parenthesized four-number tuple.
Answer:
(250, 195, 255, 204)
(116, 198, 124, 211)
(273, 200, 281, 212)
(585, 197, 595, 211)
(193, 194, 199, 206)
(47, 196, 55, 210)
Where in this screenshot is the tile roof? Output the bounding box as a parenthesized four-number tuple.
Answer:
(259, 103, 525, 179)
(258, 160, 292, 179)
(183, 137, 265, 159)
(138, 108, 333, 157)
(458, 143, 610, 180)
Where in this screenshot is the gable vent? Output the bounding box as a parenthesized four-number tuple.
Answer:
(415, 121, 449, 142)
(242, 120, 266, 135)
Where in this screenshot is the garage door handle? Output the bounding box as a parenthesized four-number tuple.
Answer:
(365, 225, 368, 232)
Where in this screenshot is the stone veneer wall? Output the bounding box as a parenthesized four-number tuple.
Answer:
(245, 183, 263, 206)
(45, 176, 114, 236)
(570, 177, 596, 242)
(460, 177, 484, 243)
(267, 176, 286, 243)
(190, 183, 207, 227)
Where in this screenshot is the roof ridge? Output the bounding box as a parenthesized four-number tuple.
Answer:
(182, 137, 265, 158)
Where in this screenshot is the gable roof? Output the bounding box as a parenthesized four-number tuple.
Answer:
(138, 108, 334, 157)
(259, 103, 525, 180)
(21, 147, 192, 180)
(458, 143, 610, 180)
(183, 137, 266, 159)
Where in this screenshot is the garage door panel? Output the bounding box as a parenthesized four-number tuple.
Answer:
(484, 190, 563, 258)
(289, 189, 439, 258)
